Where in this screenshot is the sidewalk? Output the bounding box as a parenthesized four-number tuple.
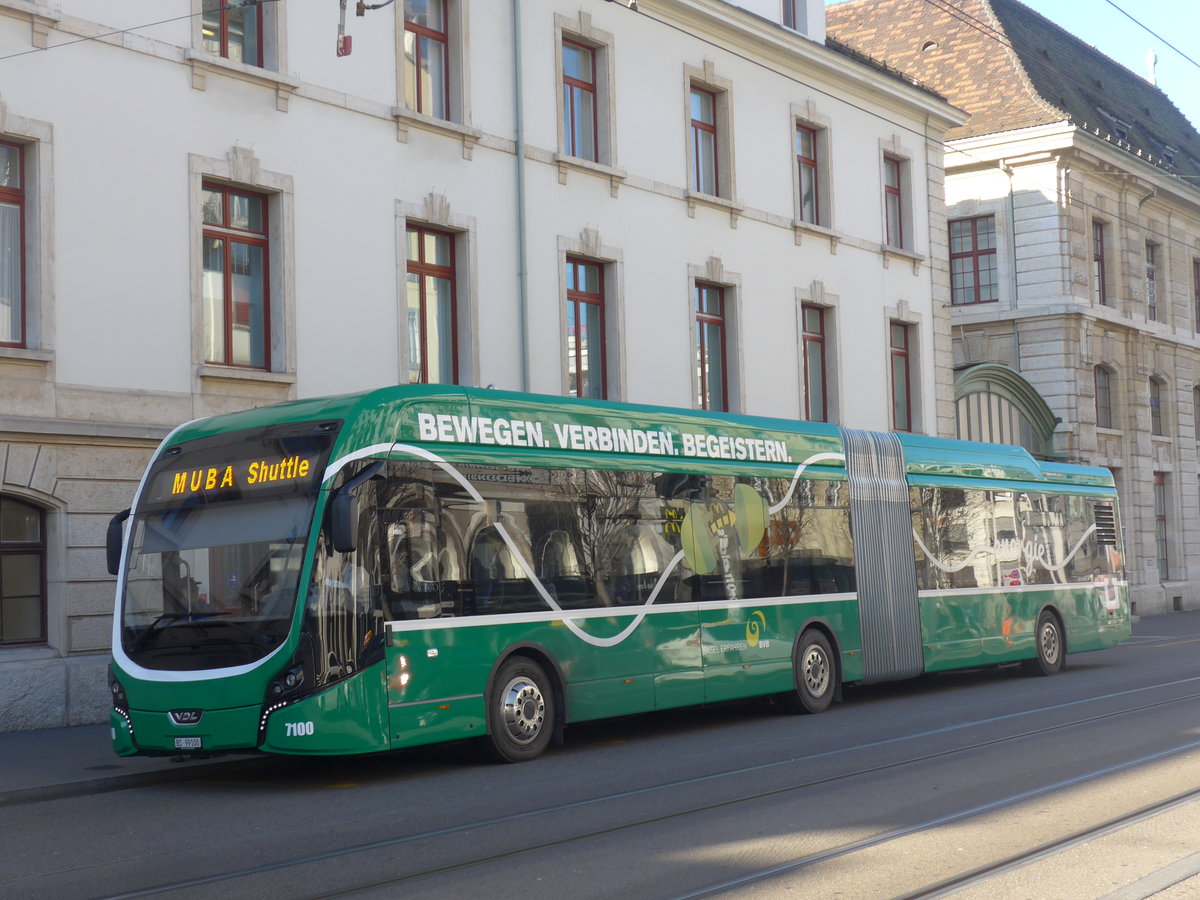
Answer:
(0, 723, 262, 806)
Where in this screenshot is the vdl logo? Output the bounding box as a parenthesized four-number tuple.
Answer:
(169, 710, 203, 726)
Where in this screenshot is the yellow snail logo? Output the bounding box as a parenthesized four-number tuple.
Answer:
(746, 610, 767, 647)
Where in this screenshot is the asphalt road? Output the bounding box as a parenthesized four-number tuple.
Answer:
(5, 612, 1200, 900)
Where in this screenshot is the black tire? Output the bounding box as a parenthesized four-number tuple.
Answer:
(1024, 610, 1064, 676)
(793, 629, 836, 713)
(487, 656, 555, 763)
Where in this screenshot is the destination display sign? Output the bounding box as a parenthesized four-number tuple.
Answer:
(145, 452, 322, 507)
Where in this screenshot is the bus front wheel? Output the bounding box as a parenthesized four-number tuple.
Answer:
(792, 629, 836, 714)
(488, 656, 556, 763)
(1024, 610, 1065, 676)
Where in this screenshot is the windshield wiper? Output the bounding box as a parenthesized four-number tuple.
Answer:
(130, 611, 222, 652)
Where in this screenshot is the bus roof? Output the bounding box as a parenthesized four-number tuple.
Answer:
(164, 386, 1112, 490)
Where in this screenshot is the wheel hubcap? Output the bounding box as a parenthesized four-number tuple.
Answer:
(500, 677, 545, 745)
(802, 645, 829, 696)
(1041, 623, 1060, 664)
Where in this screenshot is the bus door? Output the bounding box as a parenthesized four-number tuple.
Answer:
(685, 482, 788, 703)
(599, 516, 703, 711)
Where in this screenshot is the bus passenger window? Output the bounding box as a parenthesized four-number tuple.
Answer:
(538, 530, 590, 609)
(470, 527, 541, 614)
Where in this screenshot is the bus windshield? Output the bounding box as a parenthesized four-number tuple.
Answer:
(118, 421, 339, 672)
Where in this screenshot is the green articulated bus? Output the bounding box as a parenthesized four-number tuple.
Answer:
(107, 386, 1130, 762)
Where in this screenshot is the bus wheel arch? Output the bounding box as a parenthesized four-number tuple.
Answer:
(1024, 606, 1066, 676)
(485, 645, 565, 763)
(782, 621, 841, 714)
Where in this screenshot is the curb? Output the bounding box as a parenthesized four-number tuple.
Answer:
(0, 755, 272, 808)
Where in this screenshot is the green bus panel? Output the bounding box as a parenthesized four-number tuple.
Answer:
(262, 661, 389, 755)
(126, 704, 262, 755)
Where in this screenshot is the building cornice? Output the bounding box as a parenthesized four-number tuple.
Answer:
(2, 417, 169, 446)
(636, 0, 967, 135)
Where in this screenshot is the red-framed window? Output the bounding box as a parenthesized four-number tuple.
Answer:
(883, 156, 903, 248)
(1146, 242, 1159, 321)
(1154, 472, 1169, 580)
(802, 303, 827, 422)
(782, 0, 799, 28)
(202, 0, 263, 67)
(1095, 366, 1113, 429)
(201, 182, 270, 369)
(406, 225, 458, 384)
(404, 0, 450, 119)
(1150, 377, 1165, 436)
(566, 257, 605, 400)
(0, 495, 46, 646)
(950, 216, 998, 305)
(695, 283, 728, 412)
(0, 139, 25, 348)
(889, 321, 911, 431)
(690, 86, 718, 196)
(1092, 221, 1108, 305)
(562, 38, 598, 162)
(796, 125, 819, 226)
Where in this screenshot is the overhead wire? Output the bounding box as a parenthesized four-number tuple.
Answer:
(0, 0, 280, 64)
(1102, 0, 1200, 72)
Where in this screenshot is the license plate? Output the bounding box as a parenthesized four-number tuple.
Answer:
(174, 737, 202, 750)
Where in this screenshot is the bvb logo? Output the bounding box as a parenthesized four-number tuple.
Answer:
(746, 610, 767, 647)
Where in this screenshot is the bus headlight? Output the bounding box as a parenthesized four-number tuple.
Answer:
(108, 664, 128, 713)
(268, 663, 306, 699)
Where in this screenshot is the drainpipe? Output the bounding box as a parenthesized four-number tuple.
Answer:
(1003, 160, 1020, 373)
(511, 0, 530, 391)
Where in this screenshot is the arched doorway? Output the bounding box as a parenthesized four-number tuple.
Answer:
(954, 364, 1058, 460)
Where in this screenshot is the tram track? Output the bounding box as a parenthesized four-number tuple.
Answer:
(896, 786, 1200, 899)
(677, 744, 1200, 899)
(93, 680, 1200, 900)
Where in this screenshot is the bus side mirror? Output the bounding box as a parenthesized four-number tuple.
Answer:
(331, 492, 359, 553)
(330, 460, 384, 554)
(107, 509, 131, 576)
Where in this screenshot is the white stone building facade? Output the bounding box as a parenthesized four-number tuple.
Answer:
(0, 0, 961, 730)
(946, 128, 1200, 616)
(826, 0, 1200, 618)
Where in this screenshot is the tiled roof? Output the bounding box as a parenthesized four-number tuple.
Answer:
(825, 0, 1200, 179)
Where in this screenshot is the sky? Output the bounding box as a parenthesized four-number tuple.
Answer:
(827, 0, 1200, 132)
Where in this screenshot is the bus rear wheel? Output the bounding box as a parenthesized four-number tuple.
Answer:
(1024, 610, 1064, 676)
(791, 630, 835, 714)
(488, 656, 555, 763)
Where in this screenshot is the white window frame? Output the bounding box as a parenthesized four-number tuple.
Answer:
(557, 230, 624, 401)
(790, 102, 833, 234)
(554, 14, 616, 169)
(0, 108, 53, 365)
(397, 194, 479, 387)
(683, 62, 736, 205)
(396, 0, 471, 130)
(688, 258, 743, 414)
(187, 0, 296, 112)
(189, 149, 295, 388)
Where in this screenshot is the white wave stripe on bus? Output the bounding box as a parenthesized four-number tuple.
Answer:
(494, 518, 688, 648)
(340, 445, 855, 649)
(768, 452, 846, 514)
(911, 523, 1099, 577)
